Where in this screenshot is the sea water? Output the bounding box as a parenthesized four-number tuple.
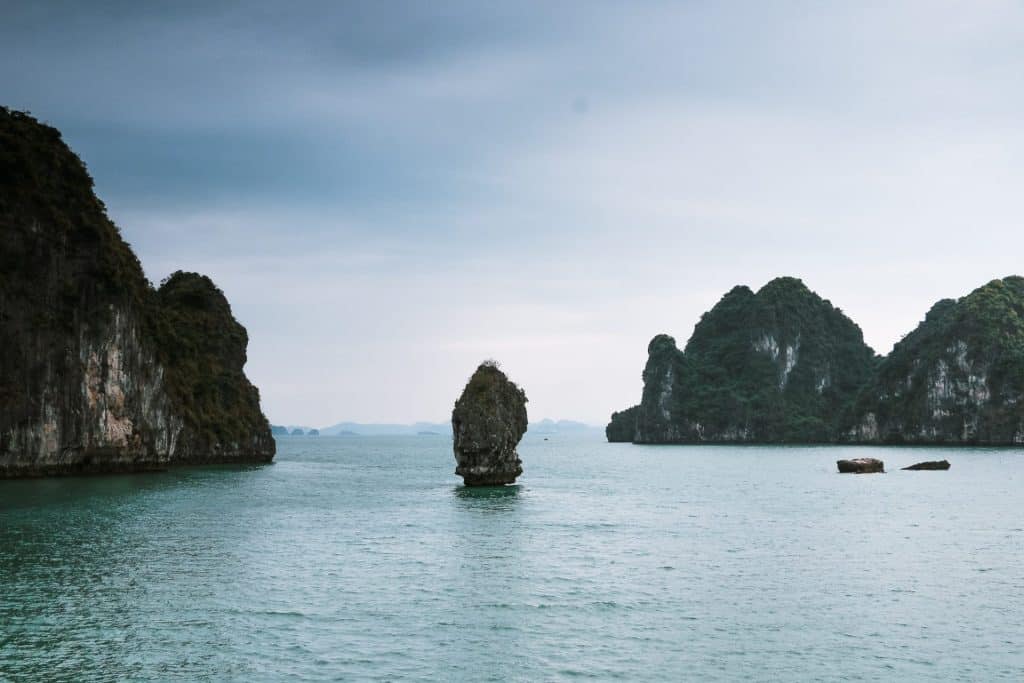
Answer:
(1, 433, 1022, 681)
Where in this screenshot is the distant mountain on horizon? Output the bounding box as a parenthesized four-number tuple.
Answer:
(319, 422, 451, 437)
(272, 418, 602, 437)
(271, 424, 318, 436)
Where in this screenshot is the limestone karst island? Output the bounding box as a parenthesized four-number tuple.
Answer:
(608, 276, 1024, 446)
(0, 108, 274, 477)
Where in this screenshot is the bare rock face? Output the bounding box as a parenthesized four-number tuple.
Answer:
(452, 362, 528, 486)
(837, 458, 884, 473)
(902, 460, 951, 470)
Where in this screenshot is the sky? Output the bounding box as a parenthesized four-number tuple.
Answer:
(3, 1, 1024, 426)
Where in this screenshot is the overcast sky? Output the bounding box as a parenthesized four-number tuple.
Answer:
(4, 1, 1024, 426)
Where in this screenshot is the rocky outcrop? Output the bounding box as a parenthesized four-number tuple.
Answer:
(452, 362, 528, 486)
(844, 277, 1024, 445)
(837, 458, 884, 473)
(606, 405, 639, 442)
(902, 460, 951, 471)
(0, 107, 273, 477)
(610, 277, 877, 443)
(147, 271, 275, 462)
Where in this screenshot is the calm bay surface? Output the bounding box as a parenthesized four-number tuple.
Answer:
(2, 433, 1022, 681)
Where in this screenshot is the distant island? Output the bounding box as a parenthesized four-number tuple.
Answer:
(0, 108, 274, 477)
(269, 422, 449, 437)
(608, 276, 1024, 446)
(319, 421, 452, 437)
(270, 425, 320, 436)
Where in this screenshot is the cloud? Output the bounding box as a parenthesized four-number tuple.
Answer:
(4, 1, 1024, 424)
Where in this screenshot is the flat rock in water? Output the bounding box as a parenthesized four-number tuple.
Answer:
(837, 458, 884, 474)
(902, 460, 951, 470)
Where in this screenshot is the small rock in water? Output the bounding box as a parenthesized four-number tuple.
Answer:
(902, 460, 951, 470)
(452, 361, 528, 486)
(837, 458, 884, 474)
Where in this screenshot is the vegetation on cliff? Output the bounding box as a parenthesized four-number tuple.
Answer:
(0, 107, 147, 311)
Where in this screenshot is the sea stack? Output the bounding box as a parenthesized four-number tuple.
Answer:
(452, 361, 528, 486)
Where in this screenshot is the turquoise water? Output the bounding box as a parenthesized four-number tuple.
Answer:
(2, 434, 1023, 681)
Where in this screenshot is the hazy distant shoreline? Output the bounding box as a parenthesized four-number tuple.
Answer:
(271, 419, 601, 437)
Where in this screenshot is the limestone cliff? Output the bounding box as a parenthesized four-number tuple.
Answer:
(609, 278, 877, 443)
(452, 362, 528, 485)
(844, 277, 1024, 444)
(0, 107, 273, 476)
